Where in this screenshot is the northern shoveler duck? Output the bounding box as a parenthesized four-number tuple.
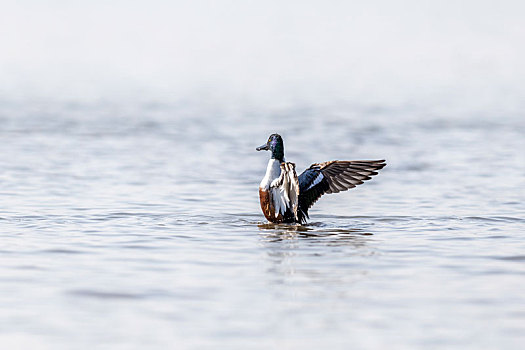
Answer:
(257, 133, 386, 224)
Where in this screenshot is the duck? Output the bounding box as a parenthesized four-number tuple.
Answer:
(257, 133, 386, 224)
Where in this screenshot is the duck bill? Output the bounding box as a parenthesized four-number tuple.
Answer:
(256, 144, 269, 151)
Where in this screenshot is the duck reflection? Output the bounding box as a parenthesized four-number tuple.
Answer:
(258, 222, 373, 245)
(257, 222, 376, 292)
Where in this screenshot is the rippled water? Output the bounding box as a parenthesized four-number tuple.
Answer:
(1, 101, 524, 349)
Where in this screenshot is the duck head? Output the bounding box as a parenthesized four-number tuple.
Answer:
(256, 133, 284, 161)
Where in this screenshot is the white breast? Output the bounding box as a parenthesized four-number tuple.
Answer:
(259, 159, 282, 189)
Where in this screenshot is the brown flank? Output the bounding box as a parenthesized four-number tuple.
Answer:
(259, 188, 283, 223)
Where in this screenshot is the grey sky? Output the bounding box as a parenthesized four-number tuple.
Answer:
(1, 0, 524, 107)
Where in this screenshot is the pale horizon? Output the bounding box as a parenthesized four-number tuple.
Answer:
(1, 0, 524, 112)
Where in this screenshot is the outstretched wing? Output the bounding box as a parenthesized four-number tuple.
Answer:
(297, 160, 386, 222)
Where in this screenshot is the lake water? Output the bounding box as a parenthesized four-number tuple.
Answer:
(1, 100, 524, 349)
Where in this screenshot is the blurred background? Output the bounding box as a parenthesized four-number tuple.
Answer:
(1, 0, 525, 112)
(1, 1, 524, 350)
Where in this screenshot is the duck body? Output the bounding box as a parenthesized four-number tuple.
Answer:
(259, 159, 299, 223)
(257, 134, 386, 224)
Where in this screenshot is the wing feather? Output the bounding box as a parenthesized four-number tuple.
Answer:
(297, 160, 386, 222)
(270, 162, 300, 221)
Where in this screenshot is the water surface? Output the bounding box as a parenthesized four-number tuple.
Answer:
(1, 101, 524, 349)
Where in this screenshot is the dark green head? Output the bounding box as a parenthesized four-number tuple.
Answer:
(256, 133, 284, 161)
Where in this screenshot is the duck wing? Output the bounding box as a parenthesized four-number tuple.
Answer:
(297, 160, 386, 223)
(269, 162, 300, 222)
